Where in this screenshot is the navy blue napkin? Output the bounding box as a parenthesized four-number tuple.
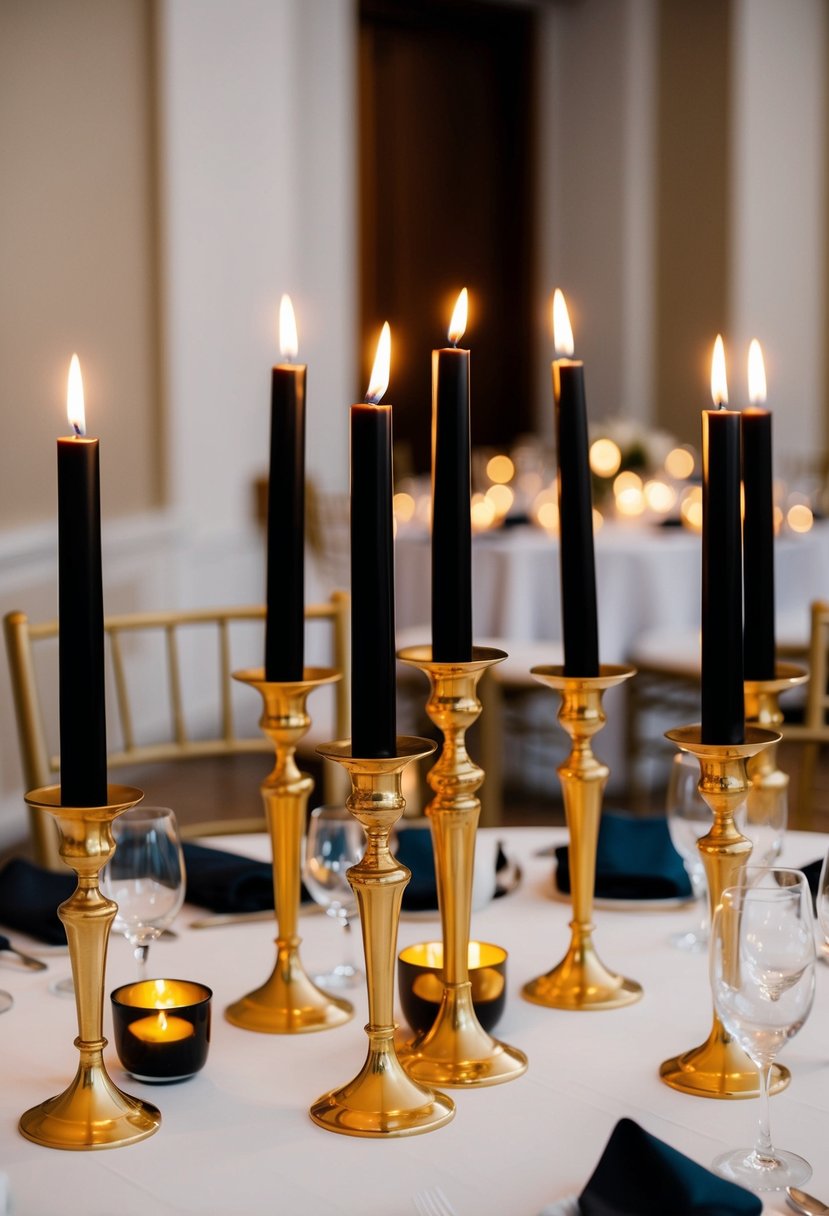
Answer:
(580, 1119, 761, 1215)
(555, 812, 692, 900)
(0, 858, 74, 944)
(182, 842, 311, 913)
(801, 858, 822, 914)
(394, 825, 510, 912)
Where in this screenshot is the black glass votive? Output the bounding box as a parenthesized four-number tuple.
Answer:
(398, 941, 507, 1036)
(111, 979, 212, 1083)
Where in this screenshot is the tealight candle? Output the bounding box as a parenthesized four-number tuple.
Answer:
(111, 979, 212, 1083)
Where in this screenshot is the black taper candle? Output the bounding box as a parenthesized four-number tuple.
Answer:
(742, 407, 775, 680)
(554, 358, 600, 677)
(264, 361, 306, 681)
(57, 429, 108, 806)
(701, 406, 744, 742)
(351, 401, 397, 757)
(431, 345, 472, 661)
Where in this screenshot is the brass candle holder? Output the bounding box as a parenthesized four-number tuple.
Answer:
(395, 645, 527, 1087)
(522, 665, 643, 1011)
(659, 724, 789, 1099)
(744, 663, 808, 843)
(310, 736, 455, 1137)
(225, 668, 352, 1034)
(20, 784, 161, 1150)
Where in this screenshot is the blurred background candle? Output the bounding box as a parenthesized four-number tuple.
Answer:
(264, 294, 306, 682)
(351, 322, 396, 757)
(431, 287, 472, 661)
(57, 354, 108, 807)
(742, 339, 775, 680)
(701, 335, 744, 743)
(552, 289, 599, 676)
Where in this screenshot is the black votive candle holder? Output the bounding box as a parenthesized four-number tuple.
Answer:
(111, 979, 212, 1083)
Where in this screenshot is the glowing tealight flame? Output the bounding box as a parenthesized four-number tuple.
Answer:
(711, 335, 728, 406)
(665, 446, 695, 480)
(486, 454, 515, 484)
(393, 491, 416, 523)
(644, 479, 677, 514)
(158, 1010, 169, 1033)
(589, 438, 622, 479)
(279, 294, 298, 360)
(366, 322, 391, 404)
(67, 354, 85, 436)
(747, 338, 766, 405)
(448, 288, 468, 345)
(470, 493, 497, 532)
(787, 502, 814, 534)
(680, 485, 703, 533)
(486, 483, 514, 518)
(552, 289, 574, 358)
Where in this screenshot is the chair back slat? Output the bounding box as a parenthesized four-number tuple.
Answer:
(109, 628, 136, 753)
(219, 618, 234, 742)
(165, 623, 187, 745)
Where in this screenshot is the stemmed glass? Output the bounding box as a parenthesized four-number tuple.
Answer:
(303, 805, 364, 989)
(100, 806, 185, 978)
(0, 990, 11, 1013)
(666, 751, 710, 951)
(817, 848, 829, 960)
(742, 782, 787, 867)
(710, 867, 816, 1191)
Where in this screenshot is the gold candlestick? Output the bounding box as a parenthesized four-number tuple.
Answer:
(522, 665, 643, 1011)
(225, 668, 352, 1033)
(20, 784, 161, 1150)
(395, 646, 527, 1087)
(659, 724, 789, 1098)
(744, 663, 808, 843)
(310, 736, 455, 1137)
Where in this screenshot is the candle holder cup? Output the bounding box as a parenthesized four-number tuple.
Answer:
(395, 645, 527, 1087)
(521, 665, 643, 1011)
(658, 724, 789, 1099)
(744, 664, 808, 845)
(19, 784, 161, 1150)
(310, 736, 455, 1137)
(225, 668, 352, 1034)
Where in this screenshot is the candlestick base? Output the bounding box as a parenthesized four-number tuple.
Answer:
(658, 725, 786, 1099)
(394, 646, 527, 1087)
(225, 669, 352, 1034)
(310, 738, 455, 1136)
(521, 666, 643, 1011)
(19, 785, 161, 1150)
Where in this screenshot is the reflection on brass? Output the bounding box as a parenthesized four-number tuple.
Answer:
(521, 665, 643, 1011)
(659, 724, 789, 1099)
(310, 737, 455, 1137)
(19, 784, 161, 1150)
(224, 668, 352, 1034)
(395, 646, 527, 1087)
(744, 663, 808, 848)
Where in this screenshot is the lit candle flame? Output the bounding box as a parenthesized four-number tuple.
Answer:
(747, 338, 766, 405)
(365, 322, 391, 404)
(279, 294, 298, 361)
(448, 288, 468, 345)
(552, 289, 574, 358)
(67, 354, 85, 436)
(158, 1010, 169, 1033)
(711, 334, 728, 407)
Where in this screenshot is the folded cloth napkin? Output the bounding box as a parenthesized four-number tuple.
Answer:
(555, 811, 692, 901)
(577, 1118, 761, 1215)
(182, 842, 311, 913)
(394, 825, 510, 912)
(0, 858, 74, 944)
(800, 857, 823, 913)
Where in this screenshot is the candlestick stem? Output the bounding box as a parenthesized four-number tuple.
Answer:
(225, 668, 352, 1033)
(19, 785, 161, 1150)
(744, 663, 808, 843)
(395, 647, 527, 1085)
(522, 665, 642, 1010)
(310, 736, 455, 1136)
(659, 724, 789, 1098)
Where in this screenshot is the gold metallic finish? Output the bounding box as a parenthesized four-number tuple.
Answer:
(225, 668, 352, 1034)
(659, 724, 789, 1098)
(19, 784, 161, 1150)
(521, 665, 643, 1011)
(310, 737, 455, 1136)
(395, 646, 527, 1086)
(744, 663, 808, 843)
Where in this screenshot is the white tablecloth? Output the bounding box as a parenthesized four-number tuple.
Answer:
(1, 828, 827, 1215)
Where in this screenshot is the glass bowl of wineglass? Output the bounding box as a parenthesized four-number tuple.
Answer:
(101, 806, 185, 978)
(303, 805, 364, 989)
(710, 867, 816, 1191)
(666, 751, 710, 951)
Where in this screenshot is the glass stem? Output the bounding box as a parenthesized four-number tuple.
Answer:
(340, 914, 356, 974)
(753, 1063, 776, 1166)
(134, 941, 150, 978)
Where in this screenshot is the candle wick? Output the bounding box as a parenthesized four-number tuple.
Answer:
(72, 422, 83, 437)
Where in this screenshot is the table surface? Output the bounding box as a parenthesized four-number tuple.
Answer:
(1, 827, 827, 1216)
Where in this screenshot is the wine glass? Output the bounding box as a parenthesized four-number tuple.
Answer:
(0, 991, 11, 1013)
(742, 780, 787, 867)
(100, 806, 185, 978)
(666, 751, 710, 951)
(303, 805, 364, 989)
(817, 847, 829, 959)
(710, 867, 816, 1191)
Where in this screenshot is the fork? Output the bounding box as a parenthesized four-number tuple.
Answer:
(413, 1185, 458, 1216)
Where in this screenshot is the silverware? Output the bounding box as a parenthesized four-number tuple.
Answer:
(0, 934, 48, 971)
(788, 1186, 829, 1215)
(189, 909, 275, 930)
